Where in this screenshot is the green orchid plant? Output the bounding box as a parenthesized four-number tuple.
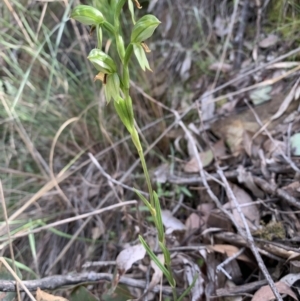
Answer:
(70, 2, 195, 299)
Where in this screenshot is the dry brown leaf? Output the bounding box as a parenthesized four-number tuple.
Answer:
(282, 181, 300, 198)
(295, 85, 300, 100)
(185, 213, 202, 230)
(214, 15, 230, 37)
(281, 273, 300, 287)
(287, 251, 300, 262)
(259, 34, 279, 48)
(266, 62, 300, 69)
(135, 254, 165, 301)
(180, 51, 192, 80)
(251, 281, 297, 301)
(223, 183, 259, 230)
(174, 135, 185, 157)
(184, 149, 213, 173)
(242, 130, 253, 157)
(184, 140, 226, 173)
(237, 165, 264, 199)
(36, 288, 68, 301)
(213, 140, 227, 158)
(195, 203, 215, 231)
(224, 119, 245, 154)
(206, 209, 233, 231)
(260, 243, 295, 259)
(223, 280, 243, 301)
(242, 130, 267, 158)
(179, 255, 204, 301)
(209, 62, 233, 73)
(186, 131, 198, 158)
(201, 87, 215, 122)
(271, 78, 300, 121)
(161, 210, 186, 235)
(208, 244, 253, 264)
(154, 163, 169, 184)
(152, 82, 168, 97)
(263, 139, 286, 158)
(150, 254, 164, 287)
(116, 244, 146, 275)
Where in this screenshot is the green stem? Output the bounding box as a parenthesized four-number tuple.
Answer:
(124, 43, 134, 68)
(96, 25, 102, 49)
(172, 288, 178, 301)
(114, 0, 127, 28)
(122, 44, 133, 94)
(131, 128, 154, 207)
(102, 21, 115, 36)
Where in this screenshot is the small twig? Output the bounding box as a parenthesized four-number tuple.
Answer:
(218, 266, 232, 280)
(216, 247, 246, 280)
(216, 279, 268, 297)
(82, 261, 116, 268)
(0, 272, 176, 295)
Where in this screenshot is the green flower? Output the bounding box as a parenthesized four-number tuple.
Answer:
(114, 97, 134, 134)
(131, 14, 160, 43)
(133, 44, 151, 71)
(70, 5, 105, 26)
(105, 73, 121, 103)
(87, 49, 117, 74)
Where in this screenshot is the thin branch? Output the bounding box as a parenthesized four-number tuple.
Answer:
(216, 279, 268, 297)
(0, 272, 175, 295)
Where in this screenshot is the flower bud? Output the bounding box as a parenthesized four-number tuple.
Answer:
(70, 5, 105, 26)
(131, 14, 160, 43)
(87, 49, 117, 74)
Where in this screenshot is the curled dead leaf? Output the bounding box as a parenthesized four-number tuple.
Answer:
(223, 183, 259, 231)
(184, 140, 226, 173)
(179, 255, 204, 301)
(150, 254, 164, 287)
(271, 78, 300, 121)
(185, 213, 202, 230)
(184, 149, 213, 173)
(209, 62, 232, 73)
(36, 288, 68, 301)
(116, 244, 146, 276)
(161, 210, 186, 235)
(259, 34, 279, 48)
(208, 244, 253, 264)
(251, 281, 297, 301)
